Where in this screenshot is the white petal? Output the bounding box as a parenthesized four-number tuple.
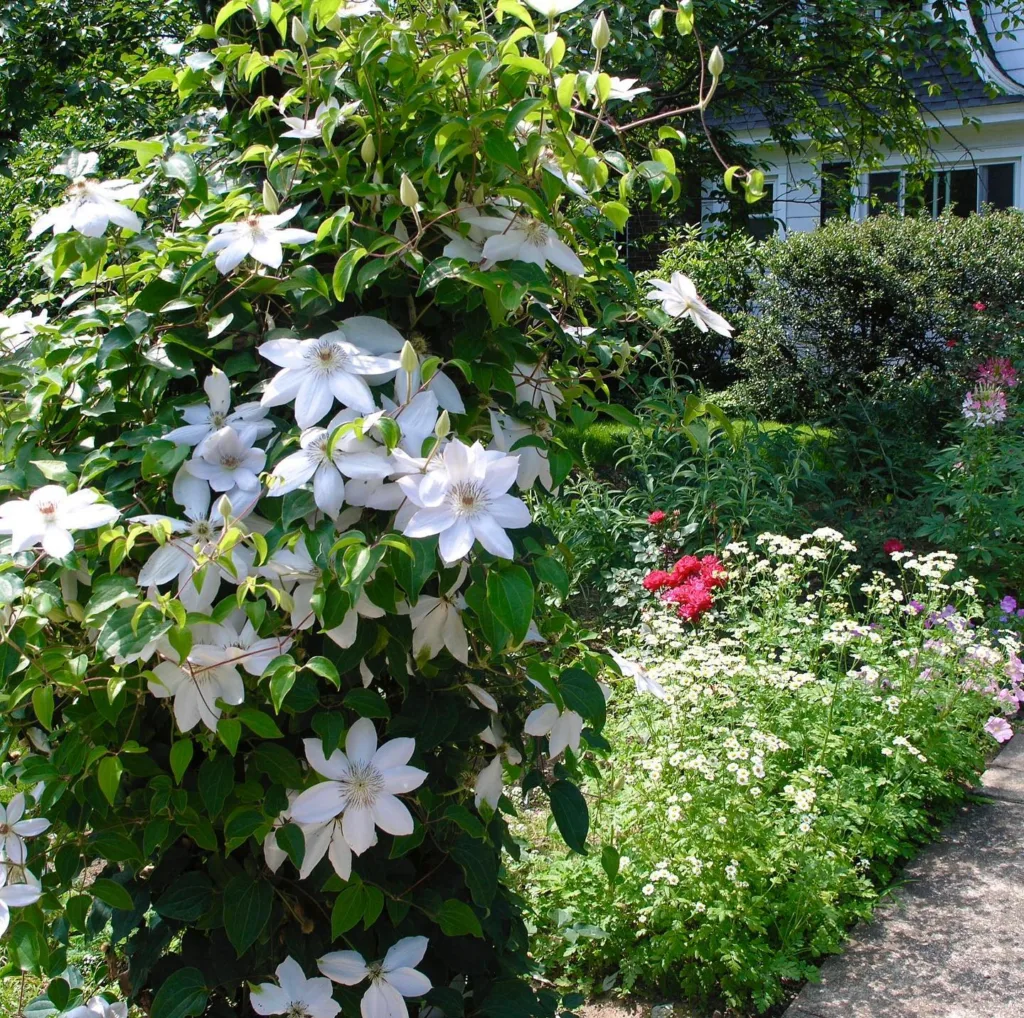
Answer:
(382, 936, 429, 973)
(361, 980, 408, 1018)
(524, 702, 559, 737)
(346, 717, 378, 765)
(318, 951, 370, 986)
(291, 781, 347, 823)
(342, 805, 377, 855)
(370, 794, 414, 837)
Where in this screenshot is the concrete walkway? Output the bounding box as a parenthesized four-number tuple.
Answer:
(784, 736, 1024, 1018)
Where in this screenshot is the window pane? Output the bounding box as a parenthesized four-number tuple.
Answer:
(746, 183, 778, 241)
(983, 163, 1014, 210)
(868, 172, 899, 216)
(904, 172, 933, 217)
(820, 162, 851, 224)
(948, 168, 978, 217)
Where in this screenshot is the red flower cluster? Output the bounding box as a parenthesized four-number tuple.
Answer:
(642, 553, 727, 623)
(647, 509, 667, 525)
(973, 302, 988, 312)
(883, 539, 904, 555)
(977, 356, 1019, 389)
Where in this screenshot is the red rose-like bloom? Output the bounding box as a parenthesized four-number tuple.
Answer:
(642, 569, 674, 591)
(974, 302, 987, 311)
(945, 339, 958, 349)
(670, 555, 702, 584)
(884, 539, 904, 555)
(699, 554, 728, 589)
(663, 577, 714, 621)
(647, 510, 667, 525)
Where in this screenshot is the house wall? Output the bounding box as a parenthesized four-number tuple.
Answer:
(706, 106, 1024, 235)
(983, 2, 1024, 82)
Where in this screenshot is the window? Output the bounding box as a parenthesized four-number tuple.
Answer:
(860, 163, 1016, 219)
(820, 162, 852, 224)
(746, 181, 778, 241)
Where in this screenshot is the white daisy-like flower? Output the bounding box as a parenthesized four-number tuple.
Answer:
(474, 711, 524, 809)
(0, 867, 42, 938)
(464, 213, 584, 276)
(571, 73, 650, 102)
(258, 318, 404, 426)
(64, 996, 128, 1018)
(204, 207, 317, 275)
(409, 570, 469, 664)
(489, 411, 553, 490)
(187, 425, 267, 497)
(147, 643, 246, 732)
(0, 307, 48, 357)
(524, 702, 583, 759)
(279, 97, 359, 140)
(289, 719, 427, 855)
(164, 369, 273, 448)
(30, 149, 141, 239)
(645, 271, 733, 337)
(398, 439, 531, 565)
(0, 485, 119, 558)
(251, 956, 341, 1018)
(266, 415, 393, 519)
(0, 793, 49, 865)
(318, 937, 431, 1018)
(511, 361, 563, 419)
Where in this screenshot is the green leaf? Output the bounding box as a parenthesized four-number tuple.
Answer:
(223, 874, 273, 957)
(92, 878, 134, 911)
(31, 685, 54, 731)
(331, 883, 365, 937)
(437, 899, 483, 938)
(549, 781, 589, 854)
(332, 247, 367, 302)
(600, 201, 630, 231)
(84, 574, 138, 620)
(362, 885, 385, 928)
(142, 440, 190, 480)
(343, 688, 391, 719)
(451, 835, 498, 907)
(275, 822, 305, 868)
(97, 755, 123, 805)
(97, 607, 173, 660)
(600, 844, 620, 885)
(10, 922, 47, 974)
(238, 707, 284, 738)
(154, 872, 214, 921)
(162, 152, 199, 192)
(151, 967, 208, 1018)
(534, 556, 569, 600)
(170, 739, 194, 784)
(198, 755, 234, 815)
(558, 668, 606, 728)
(485, 565, 534, 647)
(305, 655, 340, 688)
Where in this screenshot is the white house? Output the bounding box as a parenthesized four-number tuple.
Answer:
(706, 2, 1024, 235)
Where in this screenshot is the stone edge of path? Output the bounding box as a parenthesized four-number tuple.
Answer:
(781, 734, 1024, 1018)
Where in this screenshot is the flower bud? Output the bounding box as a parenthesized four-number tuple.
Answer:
(399, 173, 419, 208)
(591, 12, 610, 51)
(360, 133, 376, 164)
(447, 2, 459, 20)
(291, 16, 308, 45)
(262, 179, 280, 214)
(708, 45, 724, 78)
(435, 410, 450, 439)
(400, 340, 419, 375)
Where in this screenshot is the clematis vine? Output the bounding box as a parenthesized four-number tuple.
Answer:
(147, 641, 246, 732)
(409, 567, 470, 663)
(646, 271, 733, 337)
(0, 793, 50, 864)
(204, 206, 317, 274)
(524, 702, 583, 759)
(318, 936, 431, 1018)
(164, 369, 273, 448)
(0, 485, 119, 559)
(251, 956, 341, 1018)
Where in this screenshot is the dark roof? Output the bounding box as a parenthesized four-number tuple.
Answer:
(721, 61, 1021, 135)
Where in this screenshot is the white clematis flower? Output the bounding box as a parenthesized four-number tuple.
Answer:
(65, 996, 128, 1018)
(609, 649, 668, 701)
(511, 361, 563, 419)
(523, 0, 584, 17)
(148, 643, 246, 732)
(394, 354, 465, 415)
(267, 414, 393, 519)
(0, 307, 48, 357)
(399, 439, 531, 565)
(524, 702, 584, 759)
(465, 213, 585, 276)
(218, 610, 294, 676)
(280, 97, 359, 140)
(335, 0, 380, 15)
(290, 719, 427, 855)
(318, 936, 431, 1018)
(0, 485, 119, 558)
(30, 150, 141, 239)
(251, 956, 341, 1018)
(258, 318, 404, 425)
(409, 569, 469, 664)
(645, 271, 733, 337)
(0, 793, 50, 865)
(188, 425, 267, 498)
(296, 815, 363, 881)
(205, 207, 317, 275)
(0, 868, 42, 938)
(489, 412, 553, 490)
(164, 369, 273, 448)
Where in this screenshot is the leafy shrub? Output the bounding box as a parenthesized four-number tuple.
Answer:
(725, 210, 1024, 420)
(513, 532, 1018, 1011)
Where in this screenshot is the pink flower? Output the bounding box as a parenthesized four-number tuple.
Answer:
(973, 302, 987, 311)
(647, 510, 667, 525)
(884, 539, 904, 555)
(669, 555, 702, 585)
(977, 357, 1018, 389)
(699, 554, 727, 588)
(984, 716, 1014, 743)
(642, 569, 674, 591)
(962, 386, 1007, 427)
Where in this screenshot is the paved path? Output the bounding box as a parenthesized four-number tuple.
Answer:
(784, 736, 1024, 1018)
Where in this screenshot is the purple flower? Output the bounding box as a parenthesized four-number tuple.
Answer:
(1000, 595, 1017, 614)
(908, 600, 925, 614)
